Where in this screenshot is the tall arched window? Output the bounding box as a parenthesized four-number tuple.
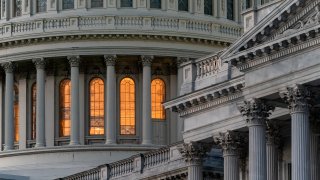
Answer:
(14, 85, 19, 142)
(63, 0, 74, 9)
(150, 0, 161, 9)
(178, 0, 188, 11)
(227, 0, 234, 20)
(89, 78, 105, 135)
(31, 83, 37, 140)
(36, 0, 47, 13)
(204, 0, 213, 15)
(120, 77, 135, 135)
(151, 79, 166, 120)
(91, 0, 103, 8)
(121, 0, 132, 7)
(59, 79, 71, 137)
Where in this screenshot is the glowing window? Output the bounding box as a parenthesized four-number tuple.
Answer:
(91, 0, 103, 8)
(59, 79, 71, 137)
(89, 78, 105, 135)
(36, 0, 47, 12)
(63, 0, 74, 9)
(151, 79, 166, 119)
(14, 85, 19, 142)
(31, 83, 36, 140)
(120, 78, 135, 135)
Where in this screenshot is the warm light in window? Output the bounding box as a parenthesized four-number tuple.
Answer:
(151, 79, 166, 120)
(89, 78, 105, 135)
(59, 79, 71, 137)
(31, 83, 37, 140)
(120, 77, 135, 135)
(14, 85, 19, 142)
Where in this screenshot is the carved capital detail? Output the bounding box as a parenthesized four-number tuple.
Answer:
(141, 55, 154, 66)
(215, 131, 240, 156)
(177, 142, 212, 165)
(67, 56, 80, 67)
(1, 62, 14, 73)
(176, 57, 189, 67)
(104, 55, 117, 66)
(239, 99, 275, 126)
(32, 58, 46, 69)
(266, 120, 280, 145)
(279, 84, 311, 114)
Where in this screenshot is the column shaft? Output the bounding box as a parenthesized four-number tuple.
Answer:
(3, 63, 14, 150)
(291, 112, 310, 180)
(224, 155, 239, 180)
(310, 132, 319, 180)
(141, 56, 153, 145)
(34, 59, 46, 147)
(105, 55, 116, 144)
(266, 143, 278, 180)
(69, 56, 80, 145)
(188, 164, 202, 180)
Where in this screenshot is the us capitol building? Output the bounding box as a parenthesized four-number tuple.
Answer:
(0, 0, 318, 180)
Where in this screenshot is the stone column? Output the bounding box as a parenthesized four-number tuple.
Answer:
(178, 142, 212, 180)
(68, 56, 80, 146)
(141, 55, 153, 145)
(280, 85, 311, 180)
(266, 121, 280, 180)
(104, 55, 117, 144)
(239, 99, 274, 180)
(2, 62, 14, 151)
(33, 58, 46, 147)
(216, 131, 240, 180)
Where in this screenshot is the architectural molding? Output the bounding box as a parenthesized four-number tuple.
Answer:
(104, 55, 117, 66)
(177, 142, 212, 165)
(141, 55, 154, 66)
(32, 58, 46, 69)
(215, 131, 241, 156)
(67, 56, 81, 67)
(1, 62, 14, 73)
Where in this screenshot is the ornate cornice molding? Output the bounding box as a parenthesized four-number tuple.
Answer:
(67, 56, 80, 67)
(238, 99, 275, 127)
(279, 84, 312, 114)
(1, 62, 14, 73)
(177, 142, 212, 165)
(32, 58, 46, 69)
(104, 55, 117, 66)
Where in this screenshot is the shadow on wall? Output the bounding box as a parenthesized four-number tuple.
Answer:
(0, 173, 29, 180)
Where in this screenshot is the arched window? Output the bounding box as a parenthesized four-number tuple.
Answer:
(227, 0, 234, 20)
(150, 0, 161, 9)
(13, 0, 22, 17)
(89, 78, 105, 135)
(91, 0, 103, 8)
(63, 0, 74, 9)
(121, 0, 132, 7)
(178, 0, 188, 11)
(14, 85, 19, 142)
(36, 0, 47, 13)
(31, 83, 37, 140)
(120, 77, 135, 135)
(204, 0, 213, 15)
(151, 79, 166, 120)
(59, 79, 71, 137)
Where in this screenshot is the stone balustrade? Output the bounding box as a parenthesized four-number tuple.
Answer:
(196, 54, 221, 79)
(144, 146, 170, 168)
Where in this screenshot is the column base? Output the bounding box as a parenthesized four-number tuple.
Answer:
(105, 140, 116, 145)
(69, 141, 80, 146)
(3, 145, 13, 151)
(35, 143, 45, 148)
(141, 140, 153, 145)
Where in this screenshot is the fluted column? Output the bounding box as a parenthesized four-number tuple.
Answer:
(2, 62, 14, 151)
(104, 55, 117, 144)
(178, 142, 212, 180)
(141, 55, 153, 145)
(216, 131, 240, 180)
(239, 99, 274, 180)
(266, 121, 279, 180)
(280, 85, 311, 180)
(68, 56, 80, 146)
(33, 58, 46, 147)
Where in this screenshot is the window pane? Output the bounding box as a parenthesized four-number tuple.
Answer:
(37, 0, 47, 12)
(150, 0, 161, 9)
(63, 0, 74, 9)
(89, 78, 105, 135)
(60, 79, 71, 137)
(120, 78, 135, 135)
(31, 83, 37, 140)
(14, 86, 19, 142)
(151, 79, 166, 120)
(178, 0, 188, 11)
(91, 0, 103, 8)
(121, 0, 132, 7)
(227, 0, 234, 20)
(204, 0, 213, 15)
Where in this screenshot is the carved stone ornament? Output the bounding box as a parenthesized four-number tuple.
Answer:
(238, 99, 275, 126)
(141, 55, 154, 66)
(104, 55, 117, 66)
(266, 120, 280, 145)
(32, 58, 46, 69)
(176, 57, 189, 67)
(1, 62, 14, 73)
(215, 131, 240, 156)
(67, 56, 80, 67)
(177, 142, 212, 165)
(279, 84, 311, 114)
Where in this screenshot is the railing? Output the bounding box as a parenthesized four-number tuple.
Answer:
(144, 147, 170, 168)
(109, 158, 134, 178)
(61, 167, 101, 180)
(196, 54, 221, 79)
(0, 15, 242, 40)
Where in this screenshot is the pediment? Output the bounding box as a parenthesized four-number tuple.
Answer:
(221, 0, 320, 64)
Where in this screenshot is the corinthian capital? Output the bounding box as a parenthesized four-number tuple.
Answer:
(1, 62, 14, 73)
(215, 131, 240, 156)
(266, 120, 280, 145)
(104, 55, 117, 66)
(279, 84, 311, 114)
(141, 55, 154, 66)
(67, 56, 80, 67)
(32, 58, 46, 69)
(177, 142, 212, 165)
(238, 99, 275, 126)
